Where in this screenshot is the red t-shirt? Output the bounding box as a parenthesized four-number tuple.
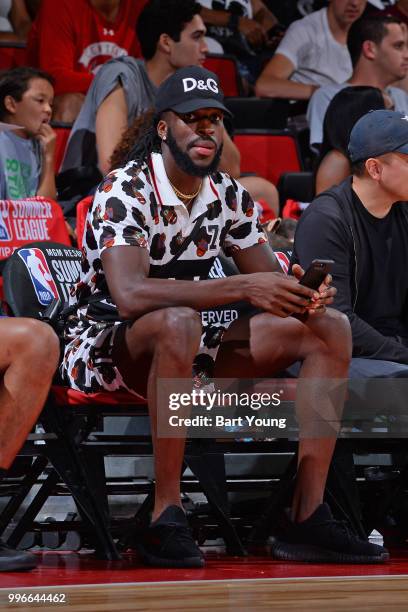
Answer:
(27, 0, 147, 96)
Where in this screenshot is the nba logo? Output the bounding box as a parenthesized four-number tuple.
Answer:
(0, 211, 11, 241)
(18, 248, 59, 306)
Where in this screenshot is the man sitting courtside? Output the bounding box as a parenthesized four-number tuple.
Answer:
(62, 65, 388, 568)
(293, 109, 408, 380)
(0, 318, 59, 571)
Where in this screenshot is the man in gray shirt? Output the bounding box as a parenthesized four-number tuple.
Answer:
(61, 56, 157, 174)
(307, 14, 408, 147)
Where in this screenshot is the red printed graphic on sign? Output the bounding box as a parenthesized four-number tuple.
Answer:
(0, 198, 70, 260)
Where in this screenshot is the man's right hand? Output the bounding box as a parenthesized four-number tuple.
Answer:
(245, 271, 319, 317)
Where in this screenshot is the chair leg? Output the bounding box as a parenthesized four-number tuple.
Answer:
(40, 402, 121, 561)
(45, 443, 120, 559)
(0, 456, 48, 537)
(363, 447, 408, 535)
(185, 440, 246, 556)
(134, 490, 155, 527)
(248, 454, 297, 545)
(77, 446, 110, 518)
(6, 470, 60, 548)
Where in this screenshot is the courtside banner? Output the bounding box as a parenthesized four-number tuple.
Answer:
(0, 197, 70, 260)
(157, 377, 408, 439)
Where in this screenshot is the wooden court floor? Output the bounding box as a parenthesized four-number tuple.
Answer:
(1, 575, 408, 611)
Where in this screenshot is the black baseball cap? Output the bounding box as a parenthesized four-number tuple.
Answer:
(348, 109, 408, 162)
(155, 65, 232, 116)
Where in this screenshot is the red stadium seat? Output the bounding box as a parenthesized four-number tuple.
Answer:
(234, 129, 303, 186)
(51, 122, 72, 173)
(203, 53, 243, 97)
(0, 42, 27, 70)
(76, 195, 93, 249)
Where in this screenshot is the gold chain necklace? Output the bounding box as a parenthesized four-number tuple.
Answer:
(168, 178, 202, 202)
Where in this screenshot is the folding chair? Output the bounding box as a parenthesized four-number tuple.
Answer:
(0, 241, 124, 558)
(1, 236, 248, 556)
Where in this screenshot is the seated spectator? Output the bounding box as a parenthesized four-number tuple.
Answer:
(370, 2, 408, 96)
(0, 0, 31, 42)
(0, 318, 59, 571)
(293, 109, 408, 378)
(315, 85, 387, 194)
(60, 0, 279, 217)
(27, 0, 147, 122)
(198, 0, 280, 83)
(62, 65, 388, 568)
(255, 0, 366, 100)
(0, 67, 56, 200)
(308, 14, 408, 147)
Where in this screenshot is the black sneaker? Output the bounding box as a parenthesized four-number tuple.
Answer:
(137, 506, 204, 568)
(0, 540, 38, 572)
(271, 503, 389, 564)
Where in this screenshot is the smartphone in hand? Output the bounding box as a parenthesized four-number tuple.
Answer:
(299, 259, 334, 290)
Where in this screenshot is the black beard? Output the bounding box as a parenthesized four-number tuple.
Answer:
(164, 127, 223, 178)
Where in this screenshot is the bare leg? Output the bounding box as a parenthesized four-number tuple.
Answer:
(52, 93, 85, 123)
(0, 319, 59, 469)
(112, 307, 202, 520)
(291, 310, 351, 521)
(215, 308, 351, 522)
(239, 175, 279, 217)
